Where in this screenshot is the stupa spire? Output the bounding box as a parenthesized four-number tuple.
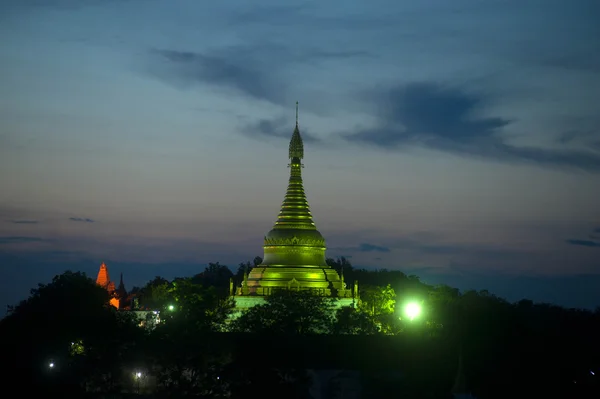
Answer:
(273, 102, 316, 231)
(237, 101, 348, 299)
(289, 101, 304, 160)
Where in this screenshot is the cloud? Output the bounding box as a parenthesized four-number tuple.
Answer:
(389, 236, 531, 261)
(148, 45, 369, 105)
(343, 82, 600, 172)
(241, 117, 319, 143)
(566, 227, 600, 248)
(0, 236, 43, 244)
(357, 243, 390, 253)
(557, 127, 600, 153)
(69, 217, 94, 223)
(566, 239, 600, 248)
(331, 243, 390, 253)
(10, 220, 39, 224)
(151, 48, 283, 104)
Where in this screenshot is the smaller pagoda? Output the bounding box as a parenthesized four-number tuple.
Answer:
(95, 262, 130, 309)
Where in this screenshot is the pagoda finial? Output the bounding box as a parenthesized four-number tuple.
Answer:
(289, 102, 304, 160)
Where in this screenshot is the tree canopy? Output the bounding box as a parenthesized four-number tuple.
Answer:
(1, 258, 599, 398)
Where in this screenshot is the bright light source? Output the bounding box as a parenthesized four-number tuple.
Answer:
(168, 305, 174, 311)
(49, 362, 55, 368)
(404, 302, 422, 321)
(135, 371, 142, 378)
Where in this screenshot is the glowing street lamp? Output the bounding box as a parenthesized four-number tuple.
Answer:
(48, 362, 55, 369)
(168, 305, 175, 311)
(404, 302, 422, 321)
(134, 371, 144, 393)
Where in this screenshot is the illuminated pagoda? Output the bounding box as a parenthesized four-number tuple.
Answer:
(96, 262, 116, 293)
(233, 102, 356, 311)
(95, 262, 130, 309)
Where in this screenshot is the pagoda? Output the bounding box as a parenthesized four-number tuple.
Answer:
(233, 103, 355, 310)
(95, 262, 130, 309)
(96, 262, 116, 292)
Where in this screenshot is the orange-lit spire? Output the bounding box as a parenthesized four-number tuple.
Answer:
(96, 262, 110, 287)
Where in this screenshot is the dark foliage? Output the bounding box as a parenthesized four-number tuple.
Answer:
(1, 260, 599, 398)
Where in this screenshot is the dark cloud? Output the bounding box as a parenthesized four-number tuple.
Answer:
(331, 243, 390, 253)
(557, 129, 600, 152)
(343, 82, 600, 172)
(148, 46, 369, 105)
(391, 237, 532, 263)
(69, 217, 94, 223)
(566, 227, 600, 248)
(151, 49, 283, 104)
(331, 234, 523, 259)
(10, 220, 39, 224)
(358, 243, 390, 253)
(566, 239, 600, 248)
(0, 236, 43, 244)
(242, 117, 319, 143)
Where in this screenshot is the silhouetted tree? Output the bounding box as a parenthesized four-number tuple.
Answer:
(191, 262, 234, 297)
(138, 276, 172, 309)
(146, 277, 234, 395)
(231, 290, 336, 335)
(333, 306, 379, 335)
(0, 271, 141, 395)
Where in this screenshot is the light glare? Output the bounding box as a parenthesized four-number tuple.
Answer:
(404, 302, 422, 321)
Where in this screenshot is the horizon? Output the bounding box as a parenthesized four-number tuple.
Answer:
(1, 1, 599, 311)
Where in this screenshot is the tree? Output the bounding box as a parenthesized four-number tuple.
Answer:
(235, 261, 252, 286)
(147, 277, 235, 395)
(234, 257, 262, 287)
(358, 284, 396, 333)
(231, 290, 336, 335)
(138, 276, 172, 309)
(191, 262, 234, 297)
(326, 256, 353, 275)
(333, 306, 379, 335)
(0, 271, 141, 394)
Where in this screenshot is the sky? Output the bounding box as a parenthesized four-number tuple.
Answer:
(1, 0, 599, 311)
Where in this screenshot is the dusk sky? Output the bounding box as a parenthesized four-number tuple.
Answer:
(1, 0, 599, 311)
